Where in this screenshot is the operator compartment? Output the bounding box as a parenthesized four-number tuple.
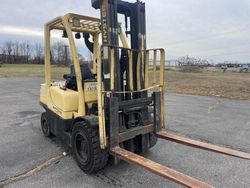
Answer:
(40, 63, 98, 115)
(64, 64, 98, 104)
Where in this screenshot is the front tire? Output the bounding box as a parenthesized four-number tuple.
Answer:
(41, 112, 52, 137)
(71, 121, 108, 173)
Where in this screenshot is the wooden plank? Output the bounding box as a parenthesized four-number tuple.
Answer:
(157, 131, 250, 160)
(110, 147, 214, 188)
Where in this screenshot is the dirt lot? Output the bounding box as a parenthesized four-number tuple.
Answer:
(1, 64, 250, 100)
(0, 77, 249, 188)
(164, 69, 250, 100)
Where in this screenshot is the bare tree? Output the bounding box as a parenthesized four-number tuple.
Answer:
(51, 41, 65, 64)
(177, 55, 210, 73)
(13, 41, 20, 57)
(5, 41, 13, 64)
(26, 41, 31, 63)
(177, 55, 209, 66)
(0, 45, 7, 64)
(34, 43, 43, 64)
(0, 40, 70, 65)
(63, 45, 70, 66)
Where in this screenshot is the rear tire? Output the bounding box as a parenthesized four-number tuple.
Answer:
(41, 112, 52, 137)
(71, 121, 108, 173)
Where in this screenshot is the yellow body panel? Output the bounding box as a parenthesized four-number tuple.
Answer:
(84, 82, 97, 103)
(50, 86, 78, 112)
(40, 84, 47, 105)
(40, 82, 98, 120)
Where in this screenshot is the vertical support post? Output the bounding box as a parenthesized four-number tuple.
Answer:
(44, 25, 51, 87)
(62, 15, 85, 116)
(119, 32, 130, 48)
(110, 47, 115, 91)
(152, 50, 157, 85)
(100, 0, 120, 92)
(100, 0, 111, 92)
(100, 0, 110, 45)
(129, 50, 134, 91)
(145, 50, 149, 88)
(109, 97, 119, 148)
(153, 92, 162, 133)
(97, 42, 107, 149)
(141, 50, 145, 84)
(92, 33, 99, 75)
(137, 51, 141, 90)
(160, 49, 165, 128)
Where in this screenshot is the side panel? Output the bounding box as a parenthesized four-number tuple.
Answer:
(50, 86, 78, 112)
(40, 84, 77, 119)
(43, 106, 73, 147)
(84, 82, 98, 103)
(40, 84, 47, 105)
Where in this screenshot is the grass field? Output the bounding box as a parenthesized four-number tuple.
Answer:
(0, 64, 68, 79)
(1, 64, 250, 100)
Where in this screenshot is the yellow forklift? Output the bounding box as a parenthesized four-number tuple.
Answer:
(40, 0, 249, 187)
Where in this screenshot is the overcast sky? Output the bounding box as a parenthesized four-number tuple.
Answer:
(0, 0, 250, 62)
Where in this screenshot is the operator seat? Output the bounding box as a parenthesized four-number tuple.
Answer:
(64, 64, 95, 91)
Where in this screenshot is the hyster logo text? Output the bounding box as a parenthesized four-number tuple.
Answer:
(101, 2, 108, 44)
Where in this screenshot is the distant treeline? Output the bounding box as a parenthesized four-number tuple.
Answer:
(0, 41, 84, 65)
(171, 56, 249, 68)
(1, 41, 248, 68)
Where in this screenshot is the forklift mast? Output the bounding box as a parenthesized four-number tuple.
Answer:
(92, 0, 146, 92)
(92, 0, 146, 49)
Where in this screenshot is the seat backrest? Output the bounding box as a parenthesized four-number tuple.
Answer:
(64, 64, 95, 91)
(70, 64, 95, 80)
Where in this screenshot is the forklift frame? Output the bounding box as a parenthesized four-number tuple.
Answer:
(41, 3, 250, 186)
(43, 13, 166, 149)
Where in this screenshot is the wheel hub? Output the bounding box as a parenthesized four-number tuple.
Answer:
(42, 118, 48, 133)
(76, 134, 89, 163)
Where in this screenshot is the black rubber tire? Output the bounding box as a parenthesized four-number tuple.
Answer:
(149, 133, 158, 148)
(71, 121, 108, 174)
(41, 112, 52, 137)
